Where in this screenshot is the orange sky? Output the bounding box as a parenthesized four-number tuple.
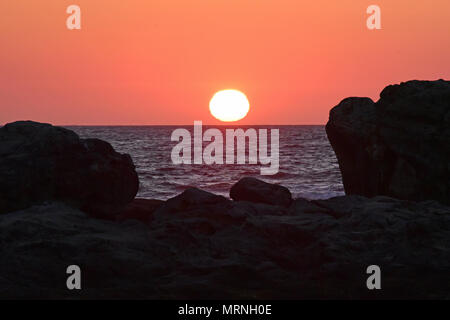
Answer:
(1, 0, 449, 125)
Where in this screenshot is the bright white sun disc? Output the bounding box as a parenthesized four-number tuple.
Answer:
(209, 89, 250, 122)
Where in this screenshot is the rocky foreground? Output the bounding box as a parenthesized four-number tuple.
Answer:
(1, 80, 450, 299)
(1, 186, 450, 299)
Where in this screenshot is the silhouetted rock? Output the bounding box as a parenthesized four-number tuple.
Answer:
(167, 187, 228, 207)
(116, 198, 164, 223)
(154, 188, 229, 215)
(1, 192, 450, 299)
(230, 177, 292, 207)
(0, 121, 139, 217)
(326, 80, 450, 204)
(288, 197, 330, 215)
(153, 188, 240, 232)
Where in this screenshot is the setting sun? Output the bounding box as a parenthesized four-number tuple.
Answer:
(209, 90, 250, 122)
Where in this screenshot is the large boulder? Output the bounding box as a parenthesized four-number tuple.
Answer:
(230, 177, 293, 207)
(326, 80, 450, 204)
(0, 121, 139, 217)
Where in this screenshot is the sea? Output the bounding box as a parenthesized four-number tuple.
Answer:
(69, 125, 344, 201)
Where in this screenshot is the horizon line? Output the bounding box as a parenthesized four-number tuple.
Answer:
(1, 122, 328, 127)
(62, 123, 327, 127)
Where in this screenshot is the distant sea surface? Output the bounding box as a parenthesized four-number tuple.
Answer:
(69, 126, 344, 200)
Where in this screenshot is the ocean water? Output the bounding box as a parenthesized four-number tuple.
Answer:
(69, 125, 344, 200)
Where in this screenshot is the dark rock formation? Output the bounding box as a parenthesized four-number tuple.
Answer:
(116, 199, 164, 223)
(230, 177, 293, 207)
(0, 121, 139, 217)
(156, 187, 229, 215)
(1, 193, 450, 299)
(326, 80, 450, 204)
